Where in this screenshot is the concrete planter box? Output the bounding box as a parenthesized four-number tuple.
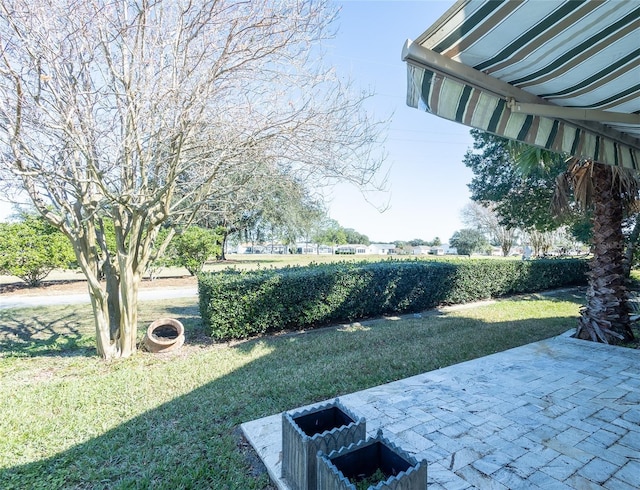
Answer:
(282, 398, 366, 490)
(316, 430, 427, 490)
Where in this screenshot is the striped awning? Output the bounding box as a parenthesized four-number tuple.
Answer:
(402, 0, 640, 169)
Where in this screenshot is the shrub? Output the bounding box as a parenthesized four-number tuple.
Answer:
(0, 216, 75, 286)
(173, 226, 222, 276)
(199, 258, 588, 341)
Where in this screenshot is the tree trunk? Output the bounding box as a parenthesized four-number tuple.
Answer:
(88, 286, 119, 359)
(220, 232, 228, 261)
(85, 264, 140, 359)
(116, 259, 141, 357)
(501, 238, 512, 257)
(576, 163, 633, 343)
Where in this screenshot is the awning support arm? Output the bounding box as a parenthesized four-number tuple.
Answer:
(507, 99, 640, 125)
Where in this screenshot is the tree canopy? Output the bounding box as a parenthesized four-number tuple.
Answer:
(463, 130, 568, 233)
(449, 228, 489, 256)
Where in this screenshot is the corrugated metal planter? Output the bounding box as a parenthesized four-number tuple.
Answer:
(282, 398, 366, 490)
(316, 430, 427, 490)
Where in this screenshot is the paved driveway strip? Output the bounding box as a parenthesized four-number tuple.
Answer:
(242, 332, 640, 489)
(0, 287, 198, 309)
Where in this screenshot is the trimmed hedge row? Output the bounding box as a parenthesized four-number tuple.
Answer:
(198, 258, 587, 340)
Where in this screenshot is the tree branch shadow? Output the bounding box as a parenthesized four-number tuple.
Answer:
(0, 310, 91, 358)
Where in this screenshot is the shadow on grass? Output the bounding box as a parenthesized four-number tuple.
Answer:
(0, 309, 89, 357)
(0, 300, 208, 358)
(0, 298, 584, 489)
(502, 288, 585, 306)
(0, 279, 87, 295)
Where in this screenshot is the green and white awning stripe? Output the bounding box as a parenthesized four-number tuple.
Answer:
(407, 64, 639, 169)
(404, 0, 640, 168)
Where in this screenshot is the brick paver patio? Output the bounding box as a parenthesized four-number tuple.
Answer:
(242, 331, 640, 489)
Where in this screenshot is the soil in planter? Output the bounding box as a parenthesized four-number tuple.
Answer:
(293, 406, 355, 437)
(332, 441, 411, 485)
(354, 468, 388, 490)
(151, 325, 180, 340)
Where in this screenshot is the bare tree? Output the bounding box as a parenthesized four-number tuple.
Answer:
(521, 230, 554, 257)
(461, 202, 517, 256)
(0, 0, 385, 358)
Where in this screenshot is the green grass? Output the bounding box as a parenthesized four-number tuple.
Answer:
(0, 290, 584, 489)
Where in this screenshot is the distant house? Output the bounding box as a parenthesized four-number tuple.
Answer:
(296, 244, 317, 254)
(444, 244, 457, 255)
(335, 244, 368, 255)
(294, 243, 336, 254)
(238, 245, 266, 254)
(412, 246, 431, 255)
(264, 244, 287, 254)
(235, 244, 249, 254)
(235, 243, 288, 254)
(412, 244, 456, 255)
(367, 243, 396, 255)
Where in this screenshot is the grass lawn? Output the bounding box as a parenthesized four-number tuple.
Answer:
(0, 290, 584, 489)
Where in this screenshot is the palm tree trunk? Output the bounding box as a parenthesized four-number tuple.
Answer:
(577, 163, 634, 343)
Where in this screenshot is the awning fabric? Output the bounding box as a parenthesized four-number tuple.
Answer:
(402, 0, 640, 169)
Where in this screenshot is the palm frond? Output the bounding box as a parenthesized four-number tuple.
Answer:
(567, 158, 640, 208)
(612, 165, 640, 206)
(507, 141, 559, 177)
(566, 158, 594, 209)
(551, 172, 572, 215)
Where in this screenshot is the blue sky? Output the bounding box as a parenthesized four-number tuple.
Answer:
(0, 1, 475, 243)
(324, 0, 475, 243)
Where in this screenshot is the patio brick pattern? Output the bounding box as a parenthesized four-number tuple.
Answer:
(242, 332, 640, 489)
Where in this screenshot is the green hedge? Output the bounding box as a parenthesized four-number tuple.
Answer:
(198, 258, 587, 340)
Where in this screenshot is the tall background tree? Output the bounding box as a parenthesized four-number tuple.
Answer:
(461, 202, 516, 257)
(313, 218, 348, 251)
(463, 130, 570, 235)
(0, 0, 385, 358)
(465, 129, 640, 344)
(449, 229, 489, 256)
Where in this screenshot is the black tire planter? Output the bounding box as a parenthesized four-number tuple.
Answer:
(143, 318, 185, 353)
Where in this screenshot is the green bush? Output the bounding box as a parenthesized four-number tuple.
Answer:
(198, 258, 587, 341)
(174, 226, 222, 276)
(0, 215, 75, 286)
